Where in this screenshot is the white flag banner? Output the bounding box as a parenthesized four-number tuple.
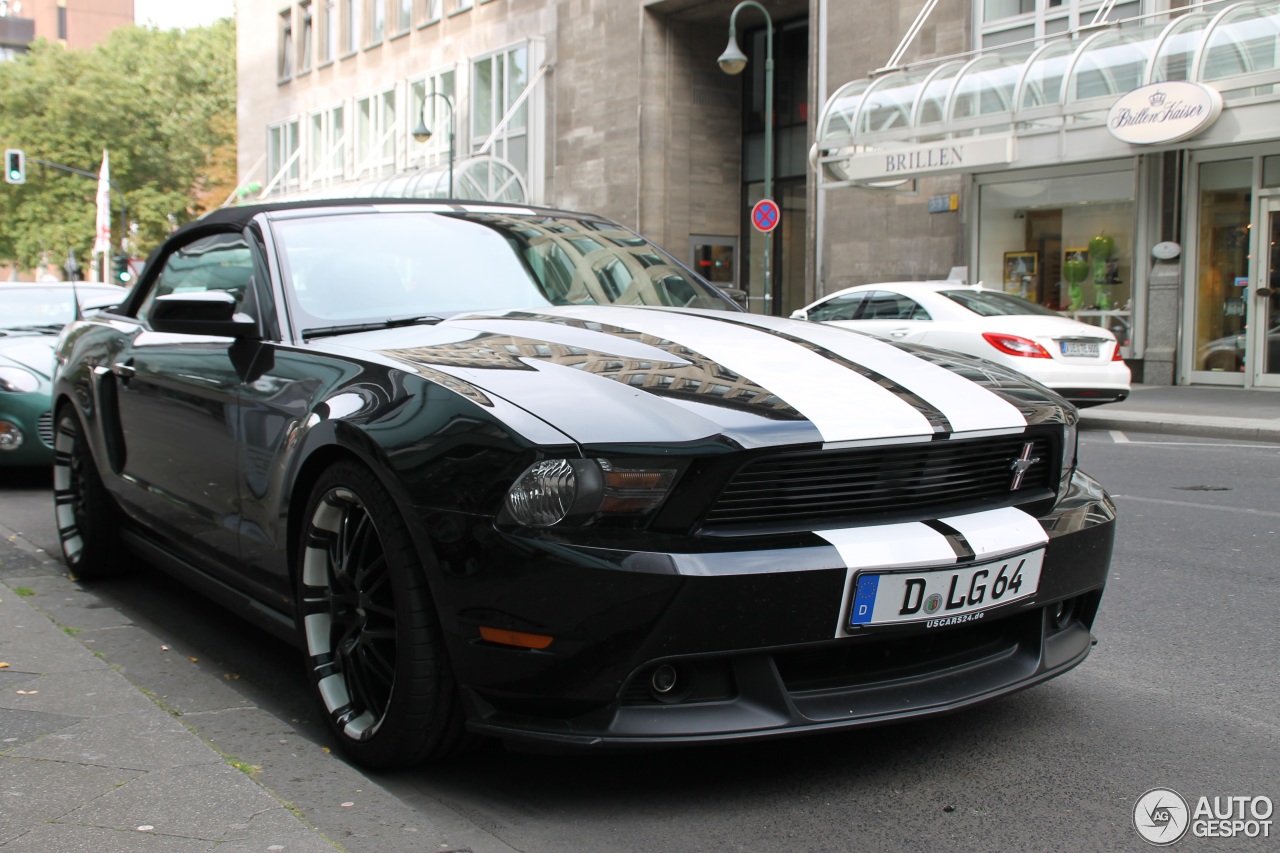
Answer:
(93, 149, 111, 254)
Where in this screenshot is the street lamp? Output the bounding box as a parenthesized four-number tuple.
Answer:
(411, 90, 455, 199)
(719, 0, 774, 315)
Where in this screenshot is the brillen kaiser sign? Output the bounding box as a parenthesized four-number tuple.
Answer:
(837, 135, 1016, 184)
(1106, 81, 1223, 145)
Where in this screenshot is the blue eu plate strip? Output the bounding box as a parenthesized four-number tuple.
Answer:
(850, 574, 880, 626)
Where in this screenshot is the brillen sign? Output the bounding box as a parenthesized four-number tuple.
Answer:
(1106, 81, 1223, 145)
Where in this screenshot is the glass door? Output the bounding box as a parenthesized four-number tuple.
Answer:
(1190, 158, 1251, 382)
(1255, 199, 1280, 387)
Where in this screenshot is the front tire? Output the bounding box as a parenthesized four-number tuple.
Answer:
(297, 461, 471, 768)
(52, 406, 121, 579)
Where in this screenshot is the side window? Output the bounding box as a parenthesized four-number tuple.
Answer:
(136, 233, 258, 326)
(857, 291, 931, 321)
(809, 292, 865, 322)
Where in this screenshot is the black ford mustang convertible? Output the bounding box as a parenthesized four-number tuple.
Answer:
(52, 199, 1115, 769)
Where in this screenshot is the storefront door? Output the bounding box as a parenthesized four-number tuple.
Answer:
(1256, 199, 1280, 387)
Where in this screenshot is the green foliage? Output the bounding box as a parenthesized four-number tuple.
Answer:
(0, 20, 236, 269)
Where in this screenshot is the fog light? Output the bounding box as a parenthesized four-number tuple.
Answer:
(1051, 597, 1078, 630)
(0, 420, 24, 452)
(650, 664, 679, 695)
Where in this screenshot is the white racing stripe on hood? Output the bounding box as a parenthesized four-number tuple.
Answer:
(449, 317, 691, 365)
(679, 311, 1028, 435)
(938, 506, 1048, 557)
(543, 305, 936, 443)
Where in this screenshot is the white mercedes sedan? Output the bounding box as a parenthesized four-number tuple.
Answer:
(793, 282, 1131, 407)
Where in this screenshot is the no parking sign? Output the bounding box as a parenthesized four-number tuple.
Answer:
(751, 198, 780, 233)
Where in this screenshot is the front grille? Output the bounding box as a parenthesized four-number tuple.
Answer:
(37, 411, 54, 447)
(703, 433, 1054, 529)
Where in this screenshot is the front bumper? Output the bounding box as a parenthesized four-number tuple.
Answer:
(431, 469, 1116, 750)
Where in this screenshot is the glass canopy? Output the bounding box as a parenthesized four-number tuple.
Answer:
(817, 0, 1280, 159)
(255, 155, 528, 205)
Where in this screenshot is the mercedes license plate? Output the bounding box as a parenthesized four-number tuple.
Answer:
(849, 550, 1044, 628)
(1060, 340, 1100, 357)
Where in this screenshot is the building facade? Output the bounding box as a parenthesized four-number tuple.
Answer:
(236, 0, 1280, 390)
(1, 0, 133, 58)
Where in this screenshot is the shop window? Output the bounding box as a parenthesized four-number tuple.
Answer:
(1265, 155, 1280, 188)
(977, 171, 1135, 345)
(1193, 159, 1252, 373)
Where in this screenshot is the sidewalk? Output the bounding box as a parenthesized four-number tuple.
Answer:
(1077, 383, 1280, 442)
(0, 538, 339, 852)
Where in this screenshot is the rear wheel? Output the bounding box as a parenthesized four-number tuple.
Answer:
(297, 461, 472, 768)
(52, 406, 120, 579)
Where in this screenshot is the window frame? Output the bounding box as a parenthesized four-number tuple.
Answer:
(267, 118, 302, 195)
(353, 86, 398, 179)
(278, 7, 294, 82)
(298, 0, 314, 74)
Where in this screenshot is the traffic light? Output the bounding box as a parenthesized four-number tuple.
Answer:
(112, 254, 131, 284)
(4, 149, 24, 184)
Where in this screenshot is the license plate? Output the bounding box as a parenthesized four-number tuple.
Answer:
(849, 550, 1044, 628)
(1060, 341, 1100, 357)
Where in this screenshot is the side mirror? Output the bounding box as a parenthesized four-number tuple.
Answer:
(789, 308, 808, 320)
(716, 287, 748, 309)
(150, 291, 260, 339)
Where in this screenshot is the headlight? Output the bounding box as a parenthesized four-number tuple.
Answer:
(505, 458, 678, 528)
(0, 366, 39, 394)
(0, 420, 24, 451)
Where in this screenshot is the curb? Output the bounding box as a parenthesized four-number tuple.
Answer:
(1078, 410, 1280, 443)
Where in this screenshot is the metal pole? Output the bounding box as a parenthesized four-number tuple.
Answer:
(724, 1, 775, 315)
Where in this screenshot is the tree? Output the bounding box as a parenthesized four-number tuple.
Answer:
(0, 19, 236, 271)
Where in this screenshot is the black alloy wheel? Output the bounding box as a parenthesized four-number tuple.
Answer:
(52, 406, 120, 579)
(297, 461, 472, 768)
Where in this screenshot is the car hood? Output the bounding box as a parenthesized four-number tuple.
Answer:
(0, 334, 56, 381)
(324, 306, 1061, 449)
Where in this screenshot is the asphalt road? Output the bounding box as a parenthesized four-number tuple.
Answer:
(1, 428, 1277, 852)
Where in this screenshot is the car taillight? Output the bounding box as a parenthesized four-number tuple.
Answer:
(981, 332, 1052, 359)
(1112, 343, 1125, 361)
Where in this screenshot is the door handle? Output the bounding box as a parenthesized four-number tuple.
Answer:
(111, 361, 136, 382)
(889, 328, 911, 338)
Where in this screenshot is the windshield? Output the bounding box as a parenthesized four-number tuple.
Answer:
(943, 289, 1063, 318)
(0, 285, 123, 331)
(271, 210, 737, 334)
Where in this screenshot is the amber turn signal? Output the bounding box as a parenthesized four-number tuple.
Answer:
(479, 626, 554, 649)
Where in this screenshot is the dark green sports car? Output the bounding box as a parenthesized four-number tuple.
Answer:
(0, 282, 127, 465)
